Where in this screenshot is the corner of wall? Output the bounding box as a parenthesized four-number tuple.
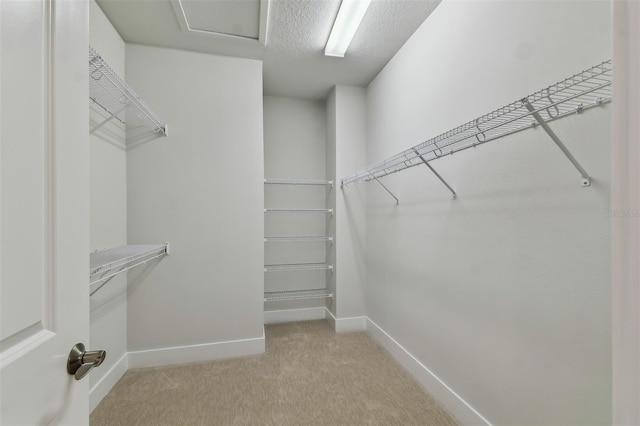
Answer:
(333, 85, 367, 320)
(89, 352, 129, 413)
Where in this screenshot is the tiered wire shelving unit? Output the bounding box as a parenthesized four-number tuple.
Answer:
(264, 179, 334, 303)
(89, 243, 169, 296)
(341, 60, 612, 201)
(89, 45, 168, 138)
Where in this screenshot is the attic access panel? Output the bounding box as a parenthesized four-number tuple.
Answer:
(171, 0, 269, 44)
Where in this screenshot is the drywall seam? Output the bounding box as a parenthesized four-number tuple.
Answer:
(264, 307, 327, 324)
(366, 318, 492, 426)
(127, 330, 265, 369)
(89, 352, 128, 413)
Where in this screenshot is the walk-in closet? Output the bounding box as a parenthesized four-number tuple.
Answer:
(1, 0, 639, 424)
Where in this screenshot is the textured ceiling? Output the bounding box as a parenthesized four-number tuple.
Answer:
(96, 0, 442, 99)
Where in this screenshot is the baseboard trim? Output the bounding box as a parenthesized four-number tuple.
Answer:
(127, 329, 265, 369)
(264, 307, 327, 324)
(325, 309, 367, 332)
(89, 352, 128, 413)
(366, 318, 491, 426)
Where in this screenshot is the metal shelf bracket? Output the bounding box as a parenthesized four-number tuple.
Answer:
(413, 148, 457, 199)
(90, 103, 128, 134)
(374, 177, 399, 204)
(522, 98, 591, 187)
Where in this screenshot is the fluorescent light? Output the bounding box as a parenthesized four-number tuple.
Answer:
(324, 0, 372, 57)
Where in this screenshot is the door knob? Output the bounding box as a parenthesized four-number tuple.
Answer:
(67, 343, 106, 380)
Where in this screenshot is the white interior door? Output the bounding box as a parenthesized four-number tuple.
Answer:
(0, 0, 90, 424)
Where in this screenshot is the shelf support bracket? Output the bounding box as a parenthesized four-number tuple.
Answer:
(413, 149, 457, 199)
(90, 103, 128, 135)
(522, 99, 591, 187)
(373, 177, 399, 204)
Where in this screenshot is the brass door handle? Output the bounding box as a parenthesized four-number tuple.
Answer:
(67, 343, 106, 380)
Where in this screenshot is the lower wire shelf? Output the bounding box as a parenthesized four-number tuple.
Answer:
(264, 263, 333, 273)
(264, 288, 334, 302)
(89, 243, 169, 295)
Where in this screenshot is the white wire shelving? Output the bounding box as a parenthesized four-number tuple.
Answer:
(89, 45, 168, 136)
(264, 208, 333, 214)
(263, 176, 334, 305)
(89, 243, 169, 296)
(264, 263, 334, 273)
(265, 179, 333, 187)
(264, 236, 333, 243)
(341, 60, 612, 200)
(264, 288, 334, 302)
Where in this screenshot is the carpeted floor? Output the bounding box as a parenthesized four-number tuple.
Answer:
(91, 320, 458, 425)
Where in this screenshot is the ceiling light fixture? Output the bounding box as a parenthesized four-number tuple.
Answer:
(324, 0, 372, 57)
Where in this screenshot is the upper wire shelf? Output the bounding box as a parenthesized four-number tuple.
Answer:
(89, 45, 168, 136)
(89, 243, 169, 296)
(265, 179, 333, 187)
(264, 208, 333, 214)
(341, 60, 612, 188)
(264, 236, 333, 243)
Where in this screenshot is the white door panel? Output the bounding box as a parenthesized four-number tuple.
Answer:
(0, 0, 47, 344)
(0, 0, 90, 424)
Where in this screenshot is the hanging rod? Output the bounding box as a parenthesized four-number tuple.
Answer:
(264, 236, 333, 243)
(264, 179, 334, 187)
(89, 45, 168, 136)
(264, 208, 333, 214)
(264, 263, 334, 272)
(341, 60, 612, 191)
(264, 288, 334, 302)
(89, 243, 169, 296)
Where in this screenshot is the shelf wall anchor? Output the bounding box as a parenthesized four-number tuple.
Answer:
(522, 99, 591, 187)
(374, 177, 399, 204)
(413, 148, 457, 199)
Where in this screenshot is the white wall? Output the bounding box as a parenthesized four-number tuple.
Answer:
(126, 45, 264, 352)
(328, 86, 367, 320)
(362, 0, 611, 424)
(612, 0, 640, 422)
(263, 96, 329, 314)
(89, 0, 127, 401)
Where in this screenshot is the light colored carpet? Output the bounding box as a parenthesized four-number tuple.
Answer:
(90, 320, 458, 425)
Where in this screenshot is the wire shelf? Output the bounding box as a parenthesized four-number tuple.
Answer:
(264, 288, 334, 302)
(264, 236, 333, 243)
(89, 243, 169, 294)
(89, 45, 167, 136)
(264, 208, 333, 214)
(341, 60, 612, 186)
(264, 179, 333, 187)
(264, 263, 333, 272)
